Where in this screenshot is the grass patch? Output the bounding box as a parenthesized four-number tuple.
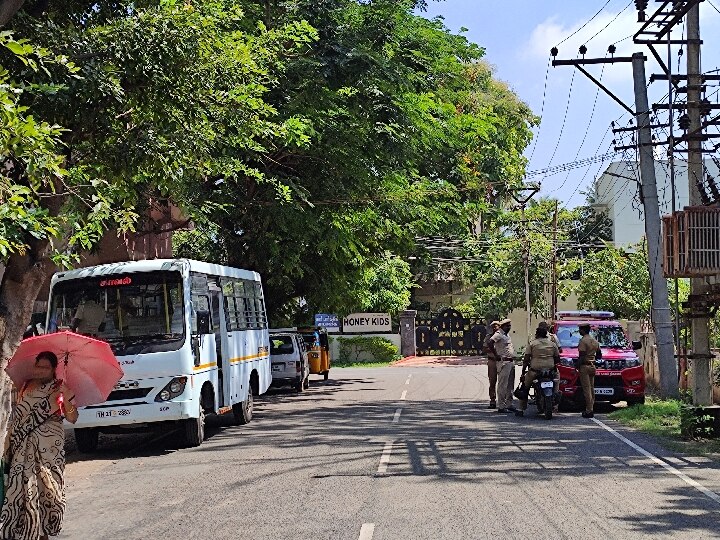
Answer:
(332, 360, 395, 368)
(608, 397, 720, 460)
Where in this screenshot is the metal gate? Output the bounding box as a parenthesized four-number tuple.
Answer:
(415, 308, 486, 356)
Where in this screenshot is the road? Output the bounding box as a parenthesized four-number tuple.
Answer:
(60, 365, 720, 539)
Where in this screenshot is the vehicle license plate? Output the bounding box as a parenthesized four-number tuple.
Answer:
(540, 381, 554, 388)
(272, 364, 282, 372)
(595, 388, 614, 395)
(96, 409, 130, 419)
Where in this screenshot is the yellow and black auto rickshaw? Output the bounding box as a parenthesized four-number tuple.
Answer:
(297, 326, 331, 380)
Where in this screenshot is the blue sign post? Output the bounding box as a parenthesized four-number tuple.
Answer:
(314, 314, 340, 331)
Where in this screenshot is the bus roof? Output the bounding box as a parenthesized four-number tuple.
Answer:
(50, 258, 262, 284)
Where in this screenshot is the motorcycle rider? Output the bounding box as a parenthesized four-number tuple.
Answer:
(515, 326, 560, 417)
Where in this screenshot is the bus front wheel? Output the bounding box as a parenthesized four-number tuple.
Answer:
(184, 405, 205, 447)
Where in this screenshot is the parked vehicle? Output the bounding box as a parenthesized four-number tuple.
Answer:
(553, 311, 645, 408)
(270, 332, 310, 392)
(297, 326, 332, 380)
(46, 259, 271, 451)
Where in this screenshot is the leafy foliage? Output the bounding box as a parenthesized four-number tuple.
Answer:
(336, 335, 400, 363)
(576, 243, 651, 320)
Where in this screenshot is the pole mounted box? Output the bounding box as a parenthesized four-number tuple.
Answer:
(663, 207, 720, 277)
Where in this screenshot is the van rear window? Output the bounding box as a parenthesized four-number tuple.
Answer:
(271, 336, 295, 355)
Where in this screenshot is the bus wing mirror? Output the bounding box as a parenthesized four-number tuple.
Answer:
(196, 310, 211, 335)
(632, 340, 642, 351)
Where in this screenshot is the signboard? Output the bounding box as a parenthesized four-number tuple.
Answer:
(342, 313, 392, 333)
(314, 313, 340, 332)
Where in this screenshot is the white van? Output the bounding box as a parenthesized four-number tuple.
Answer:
(270, 332, 310, 392)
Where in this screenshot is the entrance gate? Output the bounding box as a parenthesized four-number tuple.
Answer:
(415, 308, 486, 356)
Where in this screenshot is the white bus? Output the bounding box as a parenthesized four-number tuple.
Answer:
(46, 259, 271, 450)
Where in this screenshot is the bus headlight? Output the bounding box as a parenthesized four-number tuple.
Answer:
(155, 377, 188, 402)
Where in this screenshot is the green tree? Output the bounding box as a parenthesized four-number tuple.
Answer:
(576, 244, 652, 320)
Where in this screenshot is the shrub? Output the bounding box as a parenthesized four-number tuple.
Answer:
(337, 336, 400, 364)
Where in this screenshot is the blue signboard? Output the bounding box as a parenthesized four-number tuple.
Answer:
(314, 313, 340, 330)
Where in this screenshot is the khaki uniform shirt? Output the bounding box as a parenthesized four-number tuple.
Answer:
(483, 332, 497, 359)
(490, 330, 514, 360)
(578, 334, 600, 365)
(548, 332, 560, 349)
(527, 337, 559, 370)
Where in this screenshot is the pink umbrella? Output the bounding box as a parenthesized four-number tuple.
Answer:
(6, 330, 124, 407)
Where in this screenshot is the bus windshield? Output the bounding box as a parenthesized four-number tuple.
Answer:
(556, 325, 629, 349)
(49, 271, 185, 354)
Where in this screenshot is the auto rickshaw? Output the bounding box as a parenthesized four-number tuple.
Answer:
(297, 326, 331, 380)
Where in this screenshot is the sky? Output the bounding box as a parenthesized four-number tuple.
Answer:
(420, 0, 720, 208)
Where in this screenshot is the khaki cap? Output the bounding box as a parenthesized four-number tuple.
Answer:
(490, 320, 501, 326)
(499, 318, 512, 326)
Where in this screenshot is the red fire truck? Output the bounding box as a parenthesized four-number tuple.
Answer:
(553, 311, 646, 407)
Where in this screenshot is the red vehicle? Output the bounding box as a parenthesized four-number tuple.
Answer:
(553, 311, 645, 407)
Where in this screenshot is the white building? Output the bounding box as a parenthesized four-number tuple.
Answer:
(593, 159, 720, 247)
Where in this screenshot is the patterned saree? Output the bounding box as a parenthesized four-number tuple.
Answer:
(1, 381, 66, 539)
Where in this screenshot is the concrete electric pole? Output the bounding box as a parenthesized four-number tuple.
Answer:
(686, 4, 714, 406)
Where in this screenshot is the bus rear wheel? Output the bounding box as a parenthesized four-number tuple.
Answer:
(75, 428, 99, 453)
(233, 386, 254, 425)
(184, 405, 205, 448)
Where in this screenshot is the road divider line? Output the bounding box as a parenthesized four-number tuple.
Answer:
(392, 408, 402, 423)
(358, 523, 375, 540)
(377, 442, 394, 473)
(593, 418, 720, 505)
(400, 390, 407, 400)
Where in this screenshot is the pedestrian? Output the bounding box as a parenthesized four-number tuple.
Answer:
(515, 327, 560, 417)
(1, 351, 79, 540)
(489, 319, 516, 413)
(483, 320, 501, 409)
(577, 323, 600, 419)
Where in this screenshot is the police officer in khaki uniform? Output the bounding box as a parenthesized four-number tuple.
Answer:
(537, 321, 561, 350)
(515, 327, 560, 417)
(483, 320, 501, 408)
(489, 319, 516, 413)
(578, 323, 600, 418)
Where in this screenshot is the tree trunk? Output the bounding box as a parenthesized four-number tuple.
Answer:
(0, 0, 26, 26)
(0, 250, 55, 446)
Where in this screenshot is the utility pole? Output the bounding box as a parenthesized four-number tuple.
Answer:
(552, 47, 678, 397)
(511, 185, 540, 342)
(551, 201, 559, 319)
(631, 52, 679, 399)
(687, 4, 714, 406)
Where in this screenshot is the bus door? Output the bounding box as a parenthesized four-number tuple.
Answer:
(210, 287, 231, 407)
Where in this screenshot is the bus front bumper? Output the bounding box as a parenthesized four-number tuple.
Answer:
(72, 400, 196, 429)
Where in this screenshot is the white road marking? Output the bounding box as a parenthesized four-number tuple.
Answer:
(392, 408, 402, 423)
(405, 378, 410, 385)
(408, 373, 413, 379)
(593, 418, 720, 505)
(377, 442, 394, 473)
(358, 523, 375, 540)
(400, 390, 407, 400)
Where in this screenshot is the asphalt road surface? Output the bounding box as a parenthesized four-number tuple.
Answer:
(60, 366, 720, 539)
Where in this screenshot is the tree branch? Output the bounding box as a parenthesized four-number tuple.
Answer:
(0, 0, 26, 27)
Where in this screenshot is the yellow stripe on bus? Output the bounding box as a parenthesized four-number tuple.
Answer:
(229, 352, 270, 364)
(193, 362, 218, 371)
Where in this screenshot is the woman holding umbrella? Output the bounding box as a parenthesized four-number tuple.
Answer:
(2, 351, 78, 540)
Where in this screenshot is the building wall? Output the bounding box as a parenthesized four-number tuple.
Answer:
(594, 159, 719, 248)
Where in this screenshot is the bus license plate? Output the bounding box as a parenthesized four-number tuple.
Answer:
(540, 381, 554, 388)
(96, 409, 130, 419)
(595, 388, 614, 395)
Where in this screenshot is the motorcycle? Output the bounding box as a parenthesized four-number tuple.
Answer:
(528, 368, 558, 420)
